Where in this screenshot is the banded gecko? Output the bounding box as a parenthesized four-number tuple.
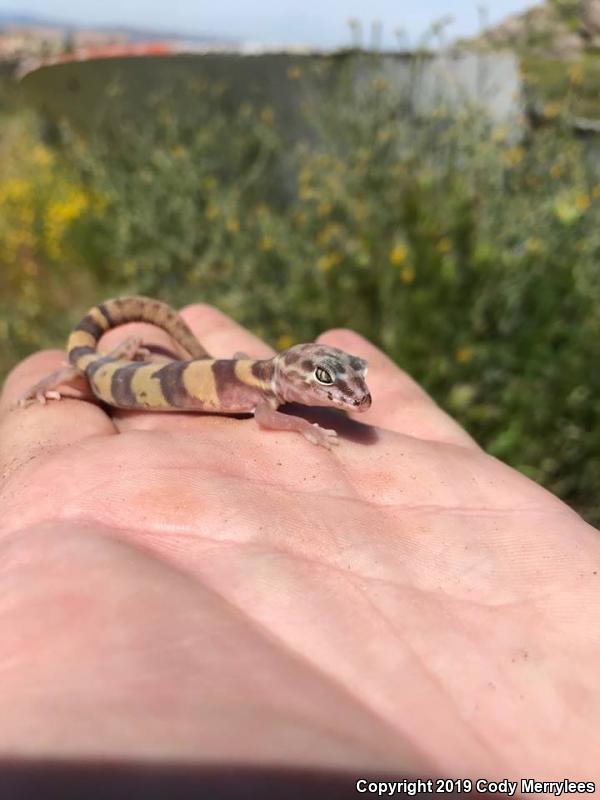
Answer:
(19, 296, 372, 448)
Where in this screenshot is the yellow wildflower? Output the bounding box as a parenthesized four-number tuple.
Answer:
(277, 334, 295, 350)
(491, 124, 509, 144)
(226, 217, 240, 233)
(317, 200, 332, 217)
(287, 66, 302, 80)
(550, 163, 563, 179)
(504, 146, 524, 167)
(568, 63, 582, 85)
(3, 178, 30, 201)
(400, 266, 415, 284)
(436, 237, 452, 254)
(455, 346, 473, 364)
(205, 203, 219, 220)
(31, 144, 53, 167)
(317, 251, 342, 271)
(317, 223, 341, 246)
(575, 194, 590, 212)
(448, 383, 476, 409)
(43, 188, 89, 259)
(543, 102, 561, 119)
(260, 106, 275, 125)
(299, 186, 314, 202)
(554, 198, 578, 224)
(525, 238, 543, 254)
(260, 235, 274, 251)
(53, 190, 87, 222)
(389, 244, 408, 266)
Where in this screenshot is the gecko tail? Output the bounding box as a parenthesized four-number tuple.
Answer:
(67, 296, 208, 371)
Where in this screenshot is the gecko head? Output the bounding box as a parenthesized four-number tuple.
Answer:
(273, 343, 371, 412)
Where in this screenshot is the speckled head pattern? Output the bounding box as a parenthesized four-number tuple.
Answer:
(273, 343, 371, 412)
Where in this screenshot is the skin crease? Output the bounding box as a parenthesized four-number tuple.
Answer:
(0, 303, 599, 780)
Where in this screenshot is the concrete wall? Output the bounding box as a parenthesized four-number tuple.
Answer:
(20, 50, 522, 134)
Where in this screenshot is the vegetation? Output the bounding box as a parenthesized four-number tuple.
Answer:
(2, 56, 600, 523)
(522, 51, 600, 120)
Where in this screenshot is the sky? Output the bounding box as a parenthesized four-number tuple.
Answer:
(0, 0, 541, 48)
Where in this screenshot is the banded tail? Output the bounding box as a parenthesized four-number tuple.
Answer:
(67, 296, 208, 371)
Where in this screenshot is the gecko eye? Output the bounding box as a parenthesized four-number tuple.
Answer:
(314, 367, 334, 385)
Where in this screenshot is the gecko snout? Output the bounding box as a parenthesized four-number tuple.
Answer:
(354, 393, 372, 410)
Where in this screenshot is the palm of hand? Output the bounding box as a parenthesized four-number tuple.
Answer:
(1, 304, 598, 780)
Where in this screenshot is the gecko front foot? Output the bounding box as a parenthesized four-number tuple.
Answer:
(303, 424, 339, 449)
(254, 402, 339, 448)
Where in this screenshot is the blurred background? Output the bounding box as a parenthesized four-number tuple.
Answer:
(2, 0, 600, 523)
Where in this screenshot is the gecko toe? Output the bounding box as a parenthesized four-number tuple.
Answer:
(306, 424, 338, 448)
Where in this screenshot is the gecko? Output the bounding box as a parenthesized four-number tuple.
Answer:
(19, 296, 372, 448)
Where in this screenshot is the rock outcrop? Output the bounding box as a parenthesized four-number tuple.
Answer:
(455, 2, 590, 58)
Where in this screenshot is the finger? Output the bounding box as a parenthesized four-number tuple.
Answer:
(317, 329, 478, 449)
(180, 304, 275, 359)
(98, 320, 193, 360)
(0, 350, 116, 481)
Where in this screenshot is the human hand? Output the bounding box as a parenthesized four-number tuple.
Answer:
(1, 304, 598, 782)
